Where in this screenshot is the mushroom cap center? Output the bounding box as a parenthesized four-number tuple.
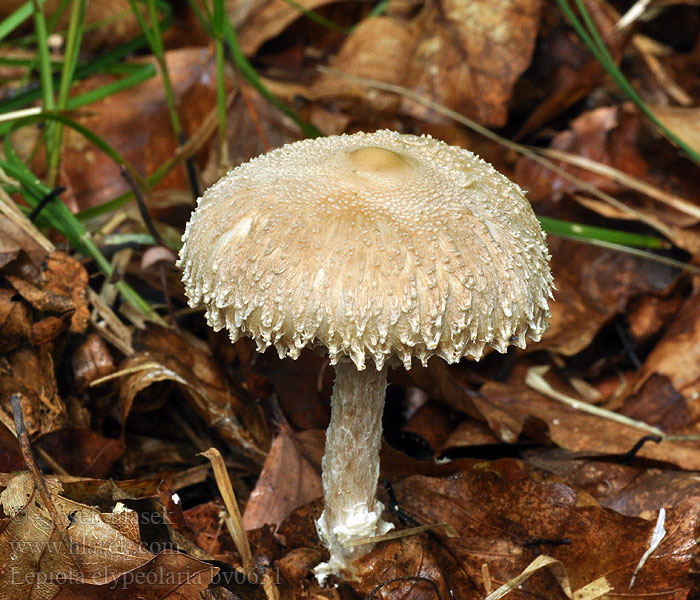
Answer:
(346, 146, 409, 173)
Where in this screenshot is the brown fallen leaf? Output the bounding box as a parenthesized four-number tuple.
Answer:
(390, 463, 698, 597)
(620, 284, 700, 434)
(540, 236, 678, 356)
(404, 0, 543, 127)
(234, 0, 346, 55)
(299, 0, 542, 128)
(0, 422, 24, 473)
(309, 17, 414, 117)
(39, 428, 124, 479)
(114, 349, 267, 463)
(62, 48, 218, 211)
(651, 105, 700, 157)
(1, 250, 89, 352)
(526, 447, 700, 518)
(72, 333, 116, 395)
(182, 499, 238, 562)
(52, 551, 218, 600)
(0, 471, 153, 598)
(0, 288, 33, 354)
(0, 214, 47, 270)
(475, 380, 700, 469)
(516, 105, 648, 202)
(242, 427, 323, 532)
(515, 3, 617, 138)
(0, 346, 66, 438)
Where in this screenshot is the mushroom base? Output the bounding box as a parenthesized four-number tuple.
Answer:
(314, 360, 394, 583)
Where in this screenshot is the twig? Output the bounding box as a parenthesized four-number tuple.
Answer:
(178, 130, 201, 198)
(119, 166, 170, 250)
(28, 185, 66, 222)
(10, 395, 84, 574)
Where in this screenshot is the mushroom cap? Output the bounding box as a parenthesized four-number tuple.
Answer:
(178, 130, 553, 370)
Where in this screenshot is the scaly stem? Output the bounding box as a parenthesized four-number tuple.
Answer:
(315, 360, 392, 581)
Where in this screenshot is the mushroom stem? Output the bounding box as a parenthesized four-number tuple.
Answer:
(315, 359, 393, 581)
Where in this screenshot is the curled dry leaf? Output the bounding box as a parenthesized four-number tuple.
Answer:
(284, 0, 542, 127)
(0, 472, 217, 599)
(0, 215, 48, 270)
(234, 0, 346, 55)
(310, 17, 414, 116)
(0, 288, 33, 354)
(0, 472, 152, 597)
(1, 251, 89, 351)
(353, 536, 461, 600)
(116, 349, 267, 462)
(72, 333, 116, 395)
(0, 347, 66, 438)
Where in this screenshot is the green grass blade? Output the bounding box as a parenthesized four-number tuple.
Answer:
(0, 1, 170, 115)
(538, 216, 665, 248)
(47, 0, 87, 186)
(0, 1, 36, 43)
(128, 0, 183, 138)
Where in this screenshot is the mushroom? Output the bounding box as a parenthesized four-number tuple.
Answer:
(178, 130, 554, 581)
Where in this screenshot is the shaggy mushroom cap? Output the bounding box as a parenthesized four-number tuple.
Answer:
(178, 130, 553, 370)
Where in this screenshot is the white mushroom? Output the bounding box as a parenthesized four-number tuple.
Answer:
(178, 130, 554, 581)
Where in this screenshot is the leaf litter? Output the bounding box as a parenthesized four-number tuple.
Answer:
(2, 0, 700, 598)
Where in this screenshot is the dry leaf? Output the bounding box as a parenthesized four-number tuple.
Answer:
(404, 0, 543, 126)
(651, 105, 700, 157)
(0, 472, 153, 598)
(115, 345, 267, 462)
(242, 428, 323, 532)
(540, 237, 678, 356)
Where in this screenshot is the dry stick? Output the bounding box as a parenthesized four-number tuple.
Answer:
(178, 130, 202, 198)
(119, 167, 179, 327)
(28, 185, 66, 222)
(120, 166, 170, 250)
(316, 67, 676, 241)
(201, 447, 280, 600)
(10, 395, 84, 574)
(536, 147, 700, 221)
